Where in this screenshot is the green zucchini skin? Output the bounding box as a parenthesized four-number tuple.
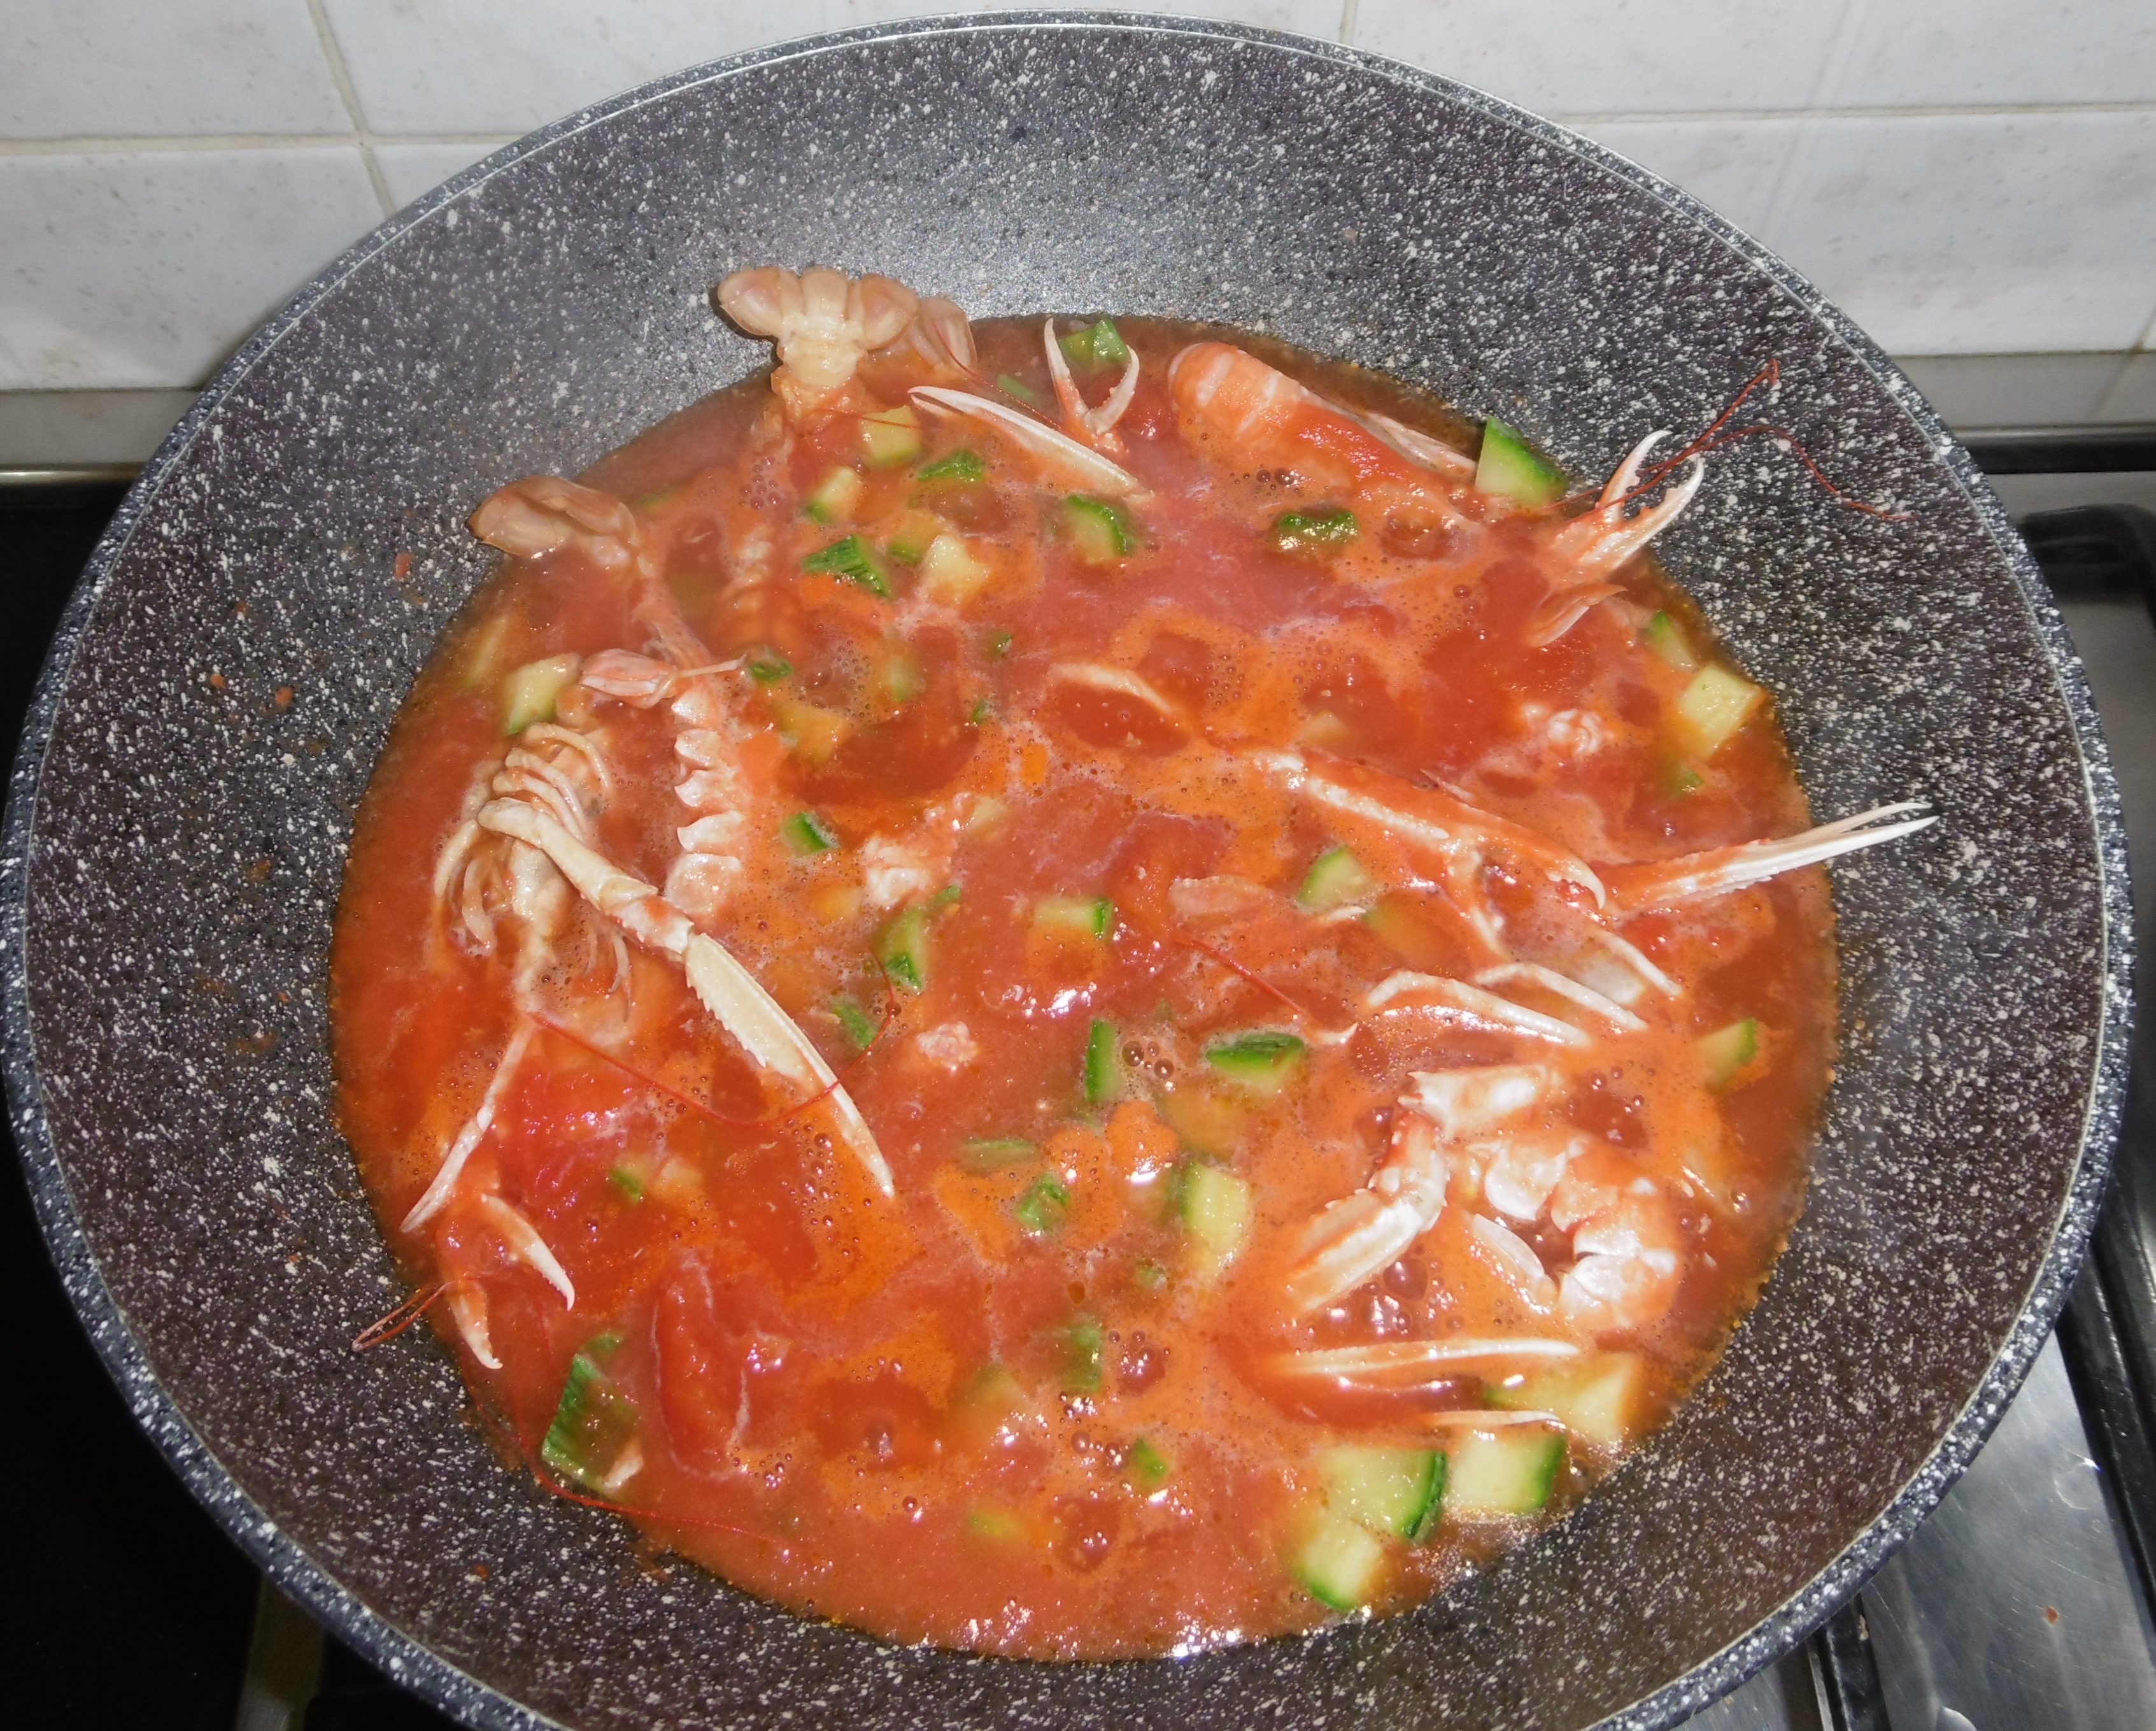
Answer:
(1473, 418, 1565, 507)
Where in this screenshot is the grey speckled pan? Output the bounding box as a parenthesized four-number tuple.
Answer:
(0, 13, 2133, 1731)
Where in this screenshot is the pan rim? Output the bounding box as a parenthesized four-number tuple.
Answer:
(0, 11, 2133, 1730)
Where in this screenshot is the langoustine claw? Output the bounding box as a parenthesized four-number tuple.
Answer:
(1551, 432, 1707, 582)
(1529, 433, 1706, 646)
(1044, 318, 1140, 451)
(716, 266, 919, 424)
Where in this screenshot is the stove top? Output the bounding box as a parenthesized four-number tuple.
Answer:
(4, 453, 2152, 1731)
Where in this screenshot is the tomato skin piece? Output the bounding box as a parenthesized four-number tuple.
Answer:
(1103, 812, 1230, 939)
(655, 1258, 768, 1467)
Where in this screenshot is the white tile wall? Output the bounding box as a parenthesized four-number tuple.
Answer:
(1766, 110, 2156, 355)
(373, 139, 509, 210)
(1575, 118, 1798, 236)
(1354, 0, 1842, 115)
(322, 0, 1340, 136)
(0, 148, 381, 390)
(1831, 0, 2156, 109)
(0, 0, 350, 138)
(1, 0, 2153, 405)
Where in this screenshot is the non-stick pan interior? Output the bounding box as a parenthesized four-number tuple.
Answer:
(1, 16, 2131, 1731)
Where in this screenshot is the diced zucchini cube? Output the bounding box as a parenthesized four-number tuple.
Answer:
(802, 534, 890, 596)
(1641, 610, 1699, 671)
(1061, 1317, 1105, 1391)
(1474, 418, 1565, 508)
(1268, 508, 1359, 557)
(1155, 1083, 1251, 1160)
(995, 372, 1045, 408)
(1126, 1435, 1173, 1491)
(1296, 1512, 1388, 1611)
(767, 694, 854, 766)
(876, 904, 931, 992)
(1445, 1426, 1565, 1517)
(1489, 1353, 1646, 1451)
(539, 1351, 637, 1492)
(830, 996, 879, 1053)
(1671, 664, 1764, 757)
(918, 532, 994, 603)
(1697, 1017, 1761, 1090)
(1060, 318, 1131, 369)
(947, 1364, 1037, 1455)
(1083, 1018, 1123, 1104)
(965, 1502, 1027, 1542)
(1203, 1030, 1307, 1094)
(1321, 1444, 1445, 1541)
(882, 508, 946, 565)
(1033, 894, 1115, 939)
(917, 447, 987, 483)
(1180, 1162, 1252, 1278)
(783, 810, 839, 855)
(1296, 845, 1376, 913)
(1063, 494, 1135, 566)
(501, 653, 581, 734)
(803, 466, 863, 524)
(861, 404, 923, 467)
(960, 1136, 1037, 1172)
(881, 652, 925, 705)
(1012, 1174, 1070, 1236)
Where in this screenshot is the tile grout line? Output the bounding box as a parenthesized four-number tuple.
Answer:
(1754, 0, 1872, 255)
(1337, 0, 1359, 46)
(8, 100, 2148, 160)
(302, 0, 394, 216)
(0, 132, 524, 157)
(2090, 352, 2138, 421)
(1551, 99, 2156, 125)
(0, 324, 32, 394)
(2094, 306, 2156, 417)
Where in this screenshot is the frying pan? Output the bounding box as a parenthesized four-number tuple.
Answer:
(1, 13, 2132, 1730)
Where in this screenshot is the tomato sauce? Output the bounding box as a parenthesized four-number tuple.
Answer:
(331, 310, 1833, 1658)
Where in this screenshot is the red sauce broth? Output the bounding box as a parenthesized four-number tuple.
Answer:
(331, 317, 1831, 1658)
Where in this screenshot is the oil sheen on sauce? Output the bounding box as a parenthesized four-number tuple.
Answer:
(330, 317, 1833, 1658)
